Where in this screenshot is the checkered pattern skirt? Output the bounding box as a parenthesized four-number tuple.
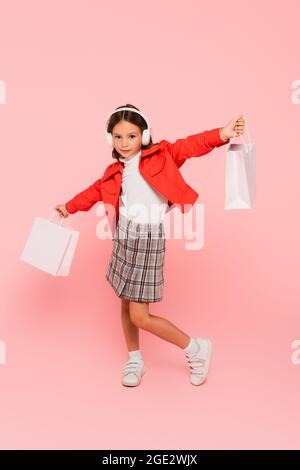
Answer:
(105, 213, 166, 303)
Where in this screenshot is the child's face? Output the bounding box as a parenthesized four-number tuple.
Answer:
(112, 120, 143, 160)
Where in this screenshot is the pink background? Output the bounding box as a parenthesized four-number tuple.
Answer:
(1, 0, 300, 450)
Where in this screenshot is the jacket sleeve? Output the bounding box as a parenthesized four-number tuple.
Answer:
(64, 178, 102, 214)
(166, 127, 229, 168)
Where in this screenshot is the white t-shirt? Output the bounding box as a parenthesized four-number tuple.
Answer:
(119, 149, 168, 224)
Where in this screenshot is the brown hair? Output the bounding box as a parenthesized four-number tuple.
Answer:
(106, 103, 158, 161)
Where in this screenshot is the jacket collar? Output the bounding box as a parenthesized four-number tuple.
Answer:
(101, 142, 161, 181)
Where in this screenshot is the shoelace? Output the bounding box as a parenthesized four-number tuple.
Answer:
(123, 360, 143, 376)
(185, 351, 207, 377)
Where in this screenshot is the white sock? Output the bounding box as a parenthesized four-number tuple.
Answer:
(129, 349, 143, 362)
(184, 337, 198, 355)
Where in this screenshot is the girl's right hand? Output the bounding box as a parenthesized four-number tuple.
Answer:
(54, 204, 69, 218)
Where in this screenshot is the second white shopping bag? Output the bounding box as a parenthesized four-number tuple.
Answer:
(224, 119, 256, 209)
(20, 210, 80, 276)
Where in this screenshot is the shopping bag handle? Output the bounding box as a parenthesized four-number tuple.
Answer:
(49, 210, 65, 225)
(226, 117, 252, 153)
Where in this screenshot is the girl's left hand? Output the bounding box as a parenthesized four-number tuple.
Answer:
(221, 115, 246, 140)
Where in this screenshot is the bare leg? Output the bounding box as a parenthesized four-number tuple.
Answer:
(129, 301, 190, 349)
(121, 299, 140, 352)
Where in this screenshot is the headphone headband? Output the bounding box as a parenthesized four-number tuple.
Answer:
(104, 107, 150, 132)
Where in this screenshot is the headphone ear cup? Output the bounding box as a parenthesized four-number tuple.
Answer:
(142, 128, 151, 146)
(106, 132, 113, 147)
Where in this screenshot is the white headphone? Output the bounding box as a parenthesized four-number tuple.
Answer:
(104, 107, 151, 147)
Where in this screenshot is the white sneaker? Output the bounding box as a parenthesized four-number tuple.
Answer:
(185, 338, 212, 386)
(122, 359, 146, 387)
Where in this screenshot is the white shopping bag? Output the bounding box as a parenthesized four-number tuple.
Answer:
(20, 210, 80, 276)
(224, 120, 256, 209)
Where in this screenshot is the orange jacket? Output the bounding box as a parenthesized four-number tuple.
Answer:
(65, 127, 228, 229)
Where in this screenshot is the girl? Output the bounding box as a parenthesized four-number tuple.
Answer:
(55, 104, 245, 387)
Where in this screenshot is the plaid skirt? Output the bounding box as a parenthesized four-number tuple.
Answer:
(105, 213, 166, 303)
